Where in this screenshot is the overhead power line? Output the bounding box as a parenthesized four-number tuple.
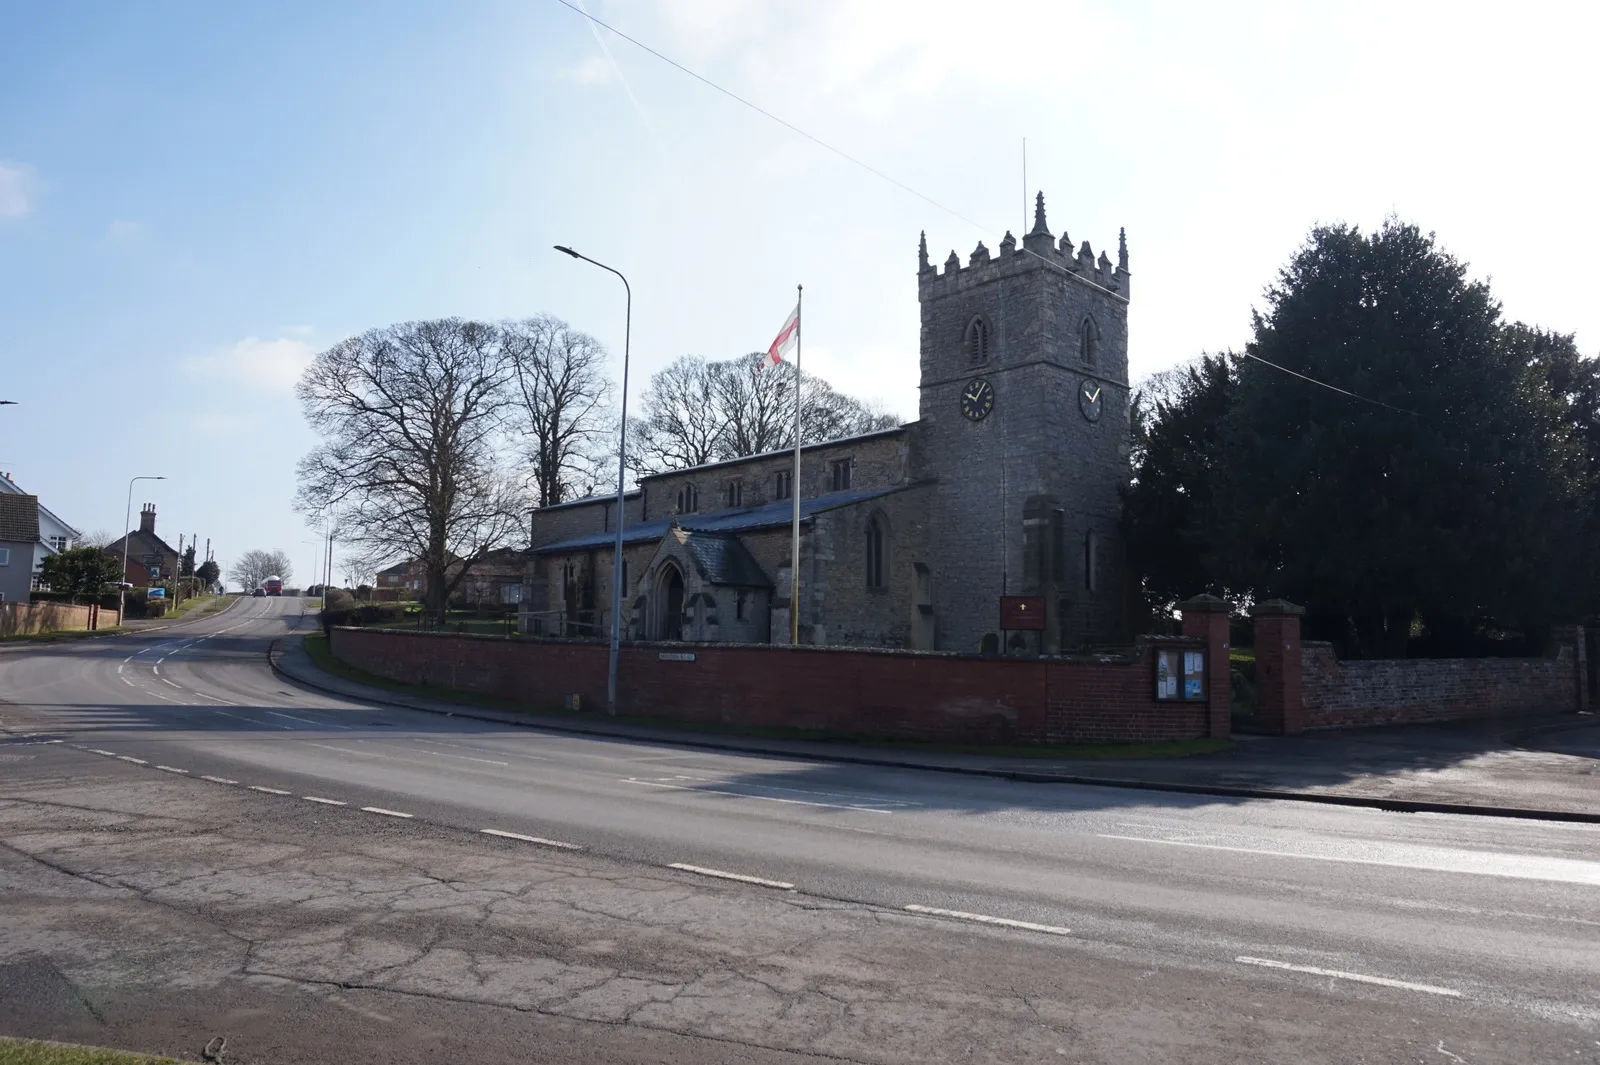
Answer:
(553, 0, 1417, 416)
(1239, 352, 1425, 418)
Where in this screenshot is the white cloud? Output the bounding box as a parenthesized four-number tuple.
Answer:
(279, 324, 314, 337)
(558, 55, 616, 84)
(186, 335, 316, 393)
(0, 161, 36, 221)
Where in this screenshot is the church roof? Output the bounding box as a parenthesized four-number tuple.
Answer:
(681, 532, 772, 588)
(533, 484, 908, 555)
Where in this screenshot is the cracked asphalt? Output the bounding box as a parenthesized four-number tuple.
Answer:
(1, 597, 1597, 1063)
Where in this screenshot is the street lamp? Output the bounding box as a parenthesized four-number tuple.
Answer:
(120, 475, 166, 622)
(555, 244, 631, 716)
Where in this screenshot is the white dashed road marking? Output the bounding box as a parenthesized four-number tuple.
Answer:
(116, 756, 147, 765)
(200, 776, 238, 785)
(268, 710, 349, 729)
(361, 806, 414, 819)
(1235, 956, 1463, 997)
(903, 905, 1072, 936)
(248, 786, 291, 795)
(480, 828, 583, 850)
(303, 796, 347, 806)
(155, 765, 188, 774)
(667, 863, 794, 890)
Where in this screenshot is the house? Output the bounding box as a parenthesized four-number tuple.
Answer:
(374, 551, 519, 606)
(525, 192, 1132, 652)
(0, 494, 42, 603)
(373, 559, 424, 601)
(0, 472, 82, 591)
(454, 547, 526, 607)
(103, 504, 181, 588)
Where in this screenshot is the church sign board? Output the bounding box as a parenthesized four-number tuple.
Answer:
(1155, 647, 1206, 702)
(999, 596, 1047, 632)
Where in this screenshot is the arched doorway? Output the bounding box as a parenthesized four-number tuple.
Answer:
(657, 563, 685, 641)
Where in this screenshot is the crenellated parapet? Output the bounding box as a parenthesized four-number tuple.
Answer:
(918, 191, 1130, 302)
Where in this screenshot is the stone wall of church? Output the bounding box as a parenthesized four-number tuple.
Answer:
(642, 430, 908, 520)
(528, 492, 643, 549)
(801, 484, 932, 649)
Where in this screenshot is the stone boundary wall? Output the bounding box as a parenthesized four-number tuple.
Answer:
(0, 601, 116, 636)
(329, 628, 1215, 745)
(1299, 640, 1581, 729)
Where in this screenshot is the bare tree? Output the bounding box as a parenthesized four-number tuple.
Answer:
(295, 318, 526, 623)
(801, 379, 901, 443)
(504, 315, 616, 507)
(628, 355, 730, 475)
(79, 528, 117, 549)
(712, 353, 793, 458)
(340, 556, 376, 592)
(629, 352, 901, 474)
(228, 548, 293, 590)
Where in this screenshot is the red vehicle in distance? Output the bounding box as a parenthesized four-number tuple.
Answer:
(262, 576, 283, 597)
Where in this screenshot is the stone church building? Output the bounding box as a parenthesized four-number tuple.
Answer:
(522, 193, 1132, 653)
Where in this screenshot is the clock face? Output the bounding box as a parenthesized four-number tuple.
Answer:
(1078, 378, 1104, 423)
(960, 378, 995, 422)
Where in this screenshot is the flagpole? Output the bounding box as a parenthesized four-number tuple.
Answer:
(789, 284, 803, 646)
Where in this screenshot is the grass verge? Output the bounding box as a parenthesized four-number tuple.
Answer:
(0, 1037, 185, 1064)
(160, 592, 239, 622)
(300, 632, 1233, 761)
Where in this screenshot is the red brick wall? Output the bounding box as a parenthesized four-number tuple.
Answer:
(0, 601, 95, 636)
(330, 628, 1213, 745)
(1300, 640, 1581, 729)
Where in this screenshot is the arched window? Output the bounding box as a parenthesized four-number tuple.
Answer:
(966, 316, 990, 364)
(676, 483, 698, 514)
(1079, 316, 1099, 367)
(865, 514, 887, 589)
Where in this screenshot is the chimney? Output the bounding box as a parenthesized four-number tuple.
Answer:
(139, 503, 157, 535)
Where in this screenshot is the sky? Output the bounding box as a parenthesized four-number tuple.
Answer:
(2, 0, 1597, 588)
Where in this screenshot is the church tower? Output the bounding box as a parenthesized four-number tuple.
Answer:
(916, 193, 1131, 652)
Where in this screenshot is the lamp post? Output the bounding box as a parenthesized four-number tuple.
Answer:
(555, 244, 630, 716)
(120, 475, 166, 623)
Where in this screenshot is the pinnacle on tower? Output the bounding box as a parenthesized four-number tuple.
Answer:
(969, 240, 991, 266)
(1024, 191, 1054, 254)
(1117, 227, 1129, 272)
(1030, 191, 1050, 236)
(918, 230, 930, 272)
(999, 230, 1016, 257)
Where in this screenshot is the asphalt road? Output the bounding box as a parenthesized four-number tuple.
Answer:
(1, 595, 1597, 1063)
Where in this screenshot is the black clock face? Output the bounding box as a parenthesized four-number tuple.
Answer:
(1079, 378, 1103, 423)
(960, 378, 994, 422)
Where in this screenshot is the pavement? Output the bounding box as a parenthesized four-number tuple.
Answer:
(1, 595, 1597, 1063)
(272, 628, 1600, 819)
